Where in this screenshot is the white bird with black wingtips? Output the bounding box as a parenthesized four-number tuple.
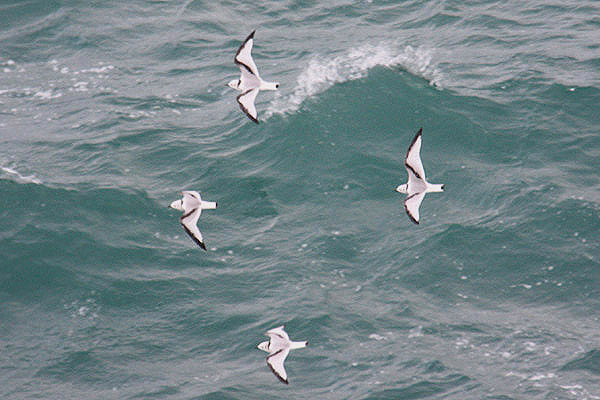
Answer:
(257, 325, 308, 384)
(395, 128, 445, 224)
(169, 191, 217, 250)
(228, 30, 279, 124)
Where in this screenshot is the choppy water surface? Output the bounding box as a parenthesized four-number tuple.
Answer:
(1, 1, 599, 399)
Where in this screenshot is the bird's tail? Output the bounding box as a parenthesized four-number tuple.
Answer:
(201, 201, 217, 209)
(427, 184, 445, 193)
(290, 340, 308, 349)
(261, 81, 279, 91)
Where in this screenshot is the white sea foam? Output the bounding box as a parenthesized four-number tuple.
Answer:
(265, 43, 442, 118)
(1, 166, 42, 184)
(408, 325, 423, 338)
(73, 81, 89, 92)
(65, 297, 100, 320)
(80, 65, 114, 74)
(529, 372, 555, 381)
(34, 90, 63, 100)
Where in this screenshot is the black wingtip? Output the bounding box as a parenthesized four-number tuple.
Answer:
(277, 373, 289, 385)
(413, 127, 423, 141)
(236, 91, 260, 124)
(267, 356, 289, 385)
(244, 111, 259, 124)
(274, 375, 289, 385)
(215, 202, 218, 208)
(406, 128, 424, 162)
(182, 224, 208, 250)
(404, 205, 420, 225)
(248, 30, 256, 40)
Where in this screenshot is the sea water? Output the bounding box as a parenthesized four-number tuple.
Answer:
(1, 1, 599, 399)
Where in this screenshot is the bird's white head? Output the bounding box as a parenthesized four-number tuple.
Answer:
(257, 341, 270, 352)
(395, 184, 408, 194)
(169, 199, 184, 211)
(228, 79, 240, 90)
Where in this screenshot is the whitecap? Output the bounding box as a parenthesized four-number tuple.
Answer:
(34, 90, 63, 100)
(80, 65, 114, 74)
(1, 166, 42, 184)
(408, 325, 423, 338)
(529, 373, 555, 381)
(265, 43, 442, 118)
(73, 81, 89, 91)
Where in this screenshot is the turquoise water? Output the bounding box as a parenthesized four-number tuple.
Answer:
(1, 1, 599, 399)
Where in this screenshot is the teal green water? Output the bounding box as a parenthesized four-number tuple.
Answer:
(1, 1, 599, 399)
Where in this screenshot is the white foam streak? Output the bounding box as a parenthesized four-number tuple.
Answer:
(1, 166, 42, 184)
(34, 90, 63, 100)
(266, 43, 442, 118)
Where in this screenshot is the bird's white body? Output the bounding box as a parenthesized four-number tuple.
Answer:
(169, 191, 217, 250)
(227, 78, 279, 92)
(396, 128, 444, 224)
(395, 182, 444, 195)
(228, 30, 279, 124)
(257, 325, 307, 384)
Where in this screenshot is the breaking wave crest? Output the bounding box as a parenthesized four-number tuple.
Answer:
(266, 43, 442, 118)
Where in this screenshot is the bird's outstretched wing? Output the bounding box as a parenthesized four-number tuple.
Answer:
(266, 348, 290, 384)
(404, 191, 426, 225)
(266, 326, 290, 350)
(266, 325, 289, 340)
(181, 207, 206, 250)
(405, 128, 426, 181)
(235, 30, 260, 77)
(237, 88, 260, 124)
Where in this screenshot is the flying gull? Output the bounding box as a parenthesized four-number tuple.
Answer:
(395, 128, 445, 224)
(169, 191, 217, 250)
(257, 325, 308, 384)
(228, 30, 279, 124)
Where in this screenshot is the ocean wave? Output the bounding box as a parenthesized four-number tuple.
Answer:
(265, 42, 442, 118)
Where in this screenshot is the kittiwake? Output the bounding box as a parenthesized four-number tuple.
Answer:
(228, 30, 279, 124)
(395, 128, 445, 224)
(257, 325, 308, 384)
(169, 191, 217, 250)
